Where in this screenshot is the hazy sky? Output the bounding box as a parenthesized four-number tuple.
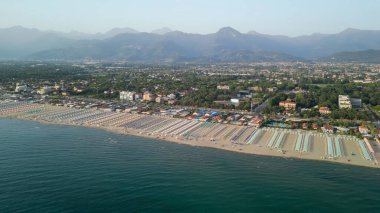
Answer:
(1, 0, 379, 36)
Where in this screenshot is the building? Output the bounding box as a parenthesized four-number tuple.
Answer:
(217, 85, 230, 90)
(267, 87, 278, 92)
(248, 86, 263, 92)
(338, 95, 352, 109)
(336, 127, 349, 133)
(167, 93, 176, 100)
(120, 91, 136, 101)
(358, 125, 369, 134)
(279, 100, 297, 110)
(15, 83, 28, 93)
(322, 124, 334, 133)
(73, 87, 84, 93)
(230, 98, 240, 105)
(134, 93, 142, 100)
(238, 90, 251, 98)
(319, 107, 331, 114)
(248, 117, 264, 128)
(143, 91, 155, 102)
(312, 123, 319, 130)
(37, 86, 52, 95)
(168, 99, 177, 105)
(350, 98, 362, 108)
(155, 97, 168, 103)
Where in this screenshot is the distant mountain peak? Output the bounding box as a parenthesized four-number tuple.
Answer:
(247, 30, 259, 35)
(216, 27, 241, 37)
(4, 25, 39, 33)
(151, 27, 172, 35)
(218, 26, 240, 32)
(340, 28, 361, 34)
(105, 27, 139, 35)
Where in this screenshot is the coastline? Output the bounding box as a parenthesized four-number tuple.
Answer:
(1, 102, 379, 169)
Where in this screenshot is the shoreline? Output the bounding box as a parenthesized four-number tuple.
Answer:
(1, 102, 379, 169)
(2, 115, 379, 170)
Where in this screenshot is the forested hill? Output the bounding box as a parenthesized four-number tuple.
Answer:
(319, 49, 380, 63)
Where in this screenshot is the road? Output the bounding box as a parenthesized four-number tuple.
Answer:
(254, 98, 270, 114)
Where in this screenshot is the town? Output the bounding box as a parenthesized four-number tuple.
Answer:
(1, 61, 380, 142)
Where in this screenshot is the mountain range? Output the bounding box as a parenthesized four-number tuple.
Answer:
(1, 26, 380, 63)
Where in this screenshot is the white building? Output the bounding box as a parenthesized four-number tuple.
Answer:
(338, 95, 352, 109)
(167, 93, 176, 100)
(37, 86, 52, 95)
(217, 85, 230, 90)
(231, 98, 240, 105)
(120, 91, 136, 101)
(15, 83, 28, 93)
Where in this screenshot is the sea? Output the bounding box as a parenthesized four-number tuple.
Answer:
(1, 118, 380, 212)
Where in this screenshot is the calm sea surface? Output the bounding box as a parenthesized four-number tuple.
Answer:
(1, 118, 380, 212)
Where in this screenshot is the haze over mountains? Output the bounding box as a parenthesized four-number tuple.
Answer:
(1, 26, 380, 63)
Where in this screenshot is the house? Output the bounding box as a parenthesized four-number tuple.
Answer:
(230, 98, 240, 105)
(248, 117, 264, 128)
(312, 123, 319, 130)
(358, 125, 369, 134)
(322, 124, 334, 133)
(143, 91, 155, 101)
(167, 93, 176, 100)
(73, 86, 84, 93)
(165, 99, 175, 105)
(178, 90, 190, 97)
(15, 83, 28, 93)
(267, 87, 278, 92)
(336, 127, 349, 133)
(238, 90, 251, 98)
(155, 97, 168, 103)
(279, 100, 297, 110)
(134, 93, 142, 100)
(37, 86, 52, 95)
(217, 85, 230, 90)
(291, 123, 299, 129)
(248, 86, 263, 92)
(319, 107, 331, 114)
(302, 123, 309, 129)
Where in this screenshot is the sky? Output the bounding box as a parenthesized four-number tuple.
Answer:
(1, 0, 380, 36)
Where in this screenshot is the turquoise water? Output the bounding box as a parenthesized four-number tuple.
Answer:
(1, 118, 380, 212)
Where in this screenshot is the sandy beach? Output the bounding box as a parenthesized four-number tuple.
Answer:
(1, 101, 379, 169)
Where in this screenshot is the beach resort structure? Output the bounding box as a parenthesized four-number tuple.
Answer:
(1, 100, 379, 169)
